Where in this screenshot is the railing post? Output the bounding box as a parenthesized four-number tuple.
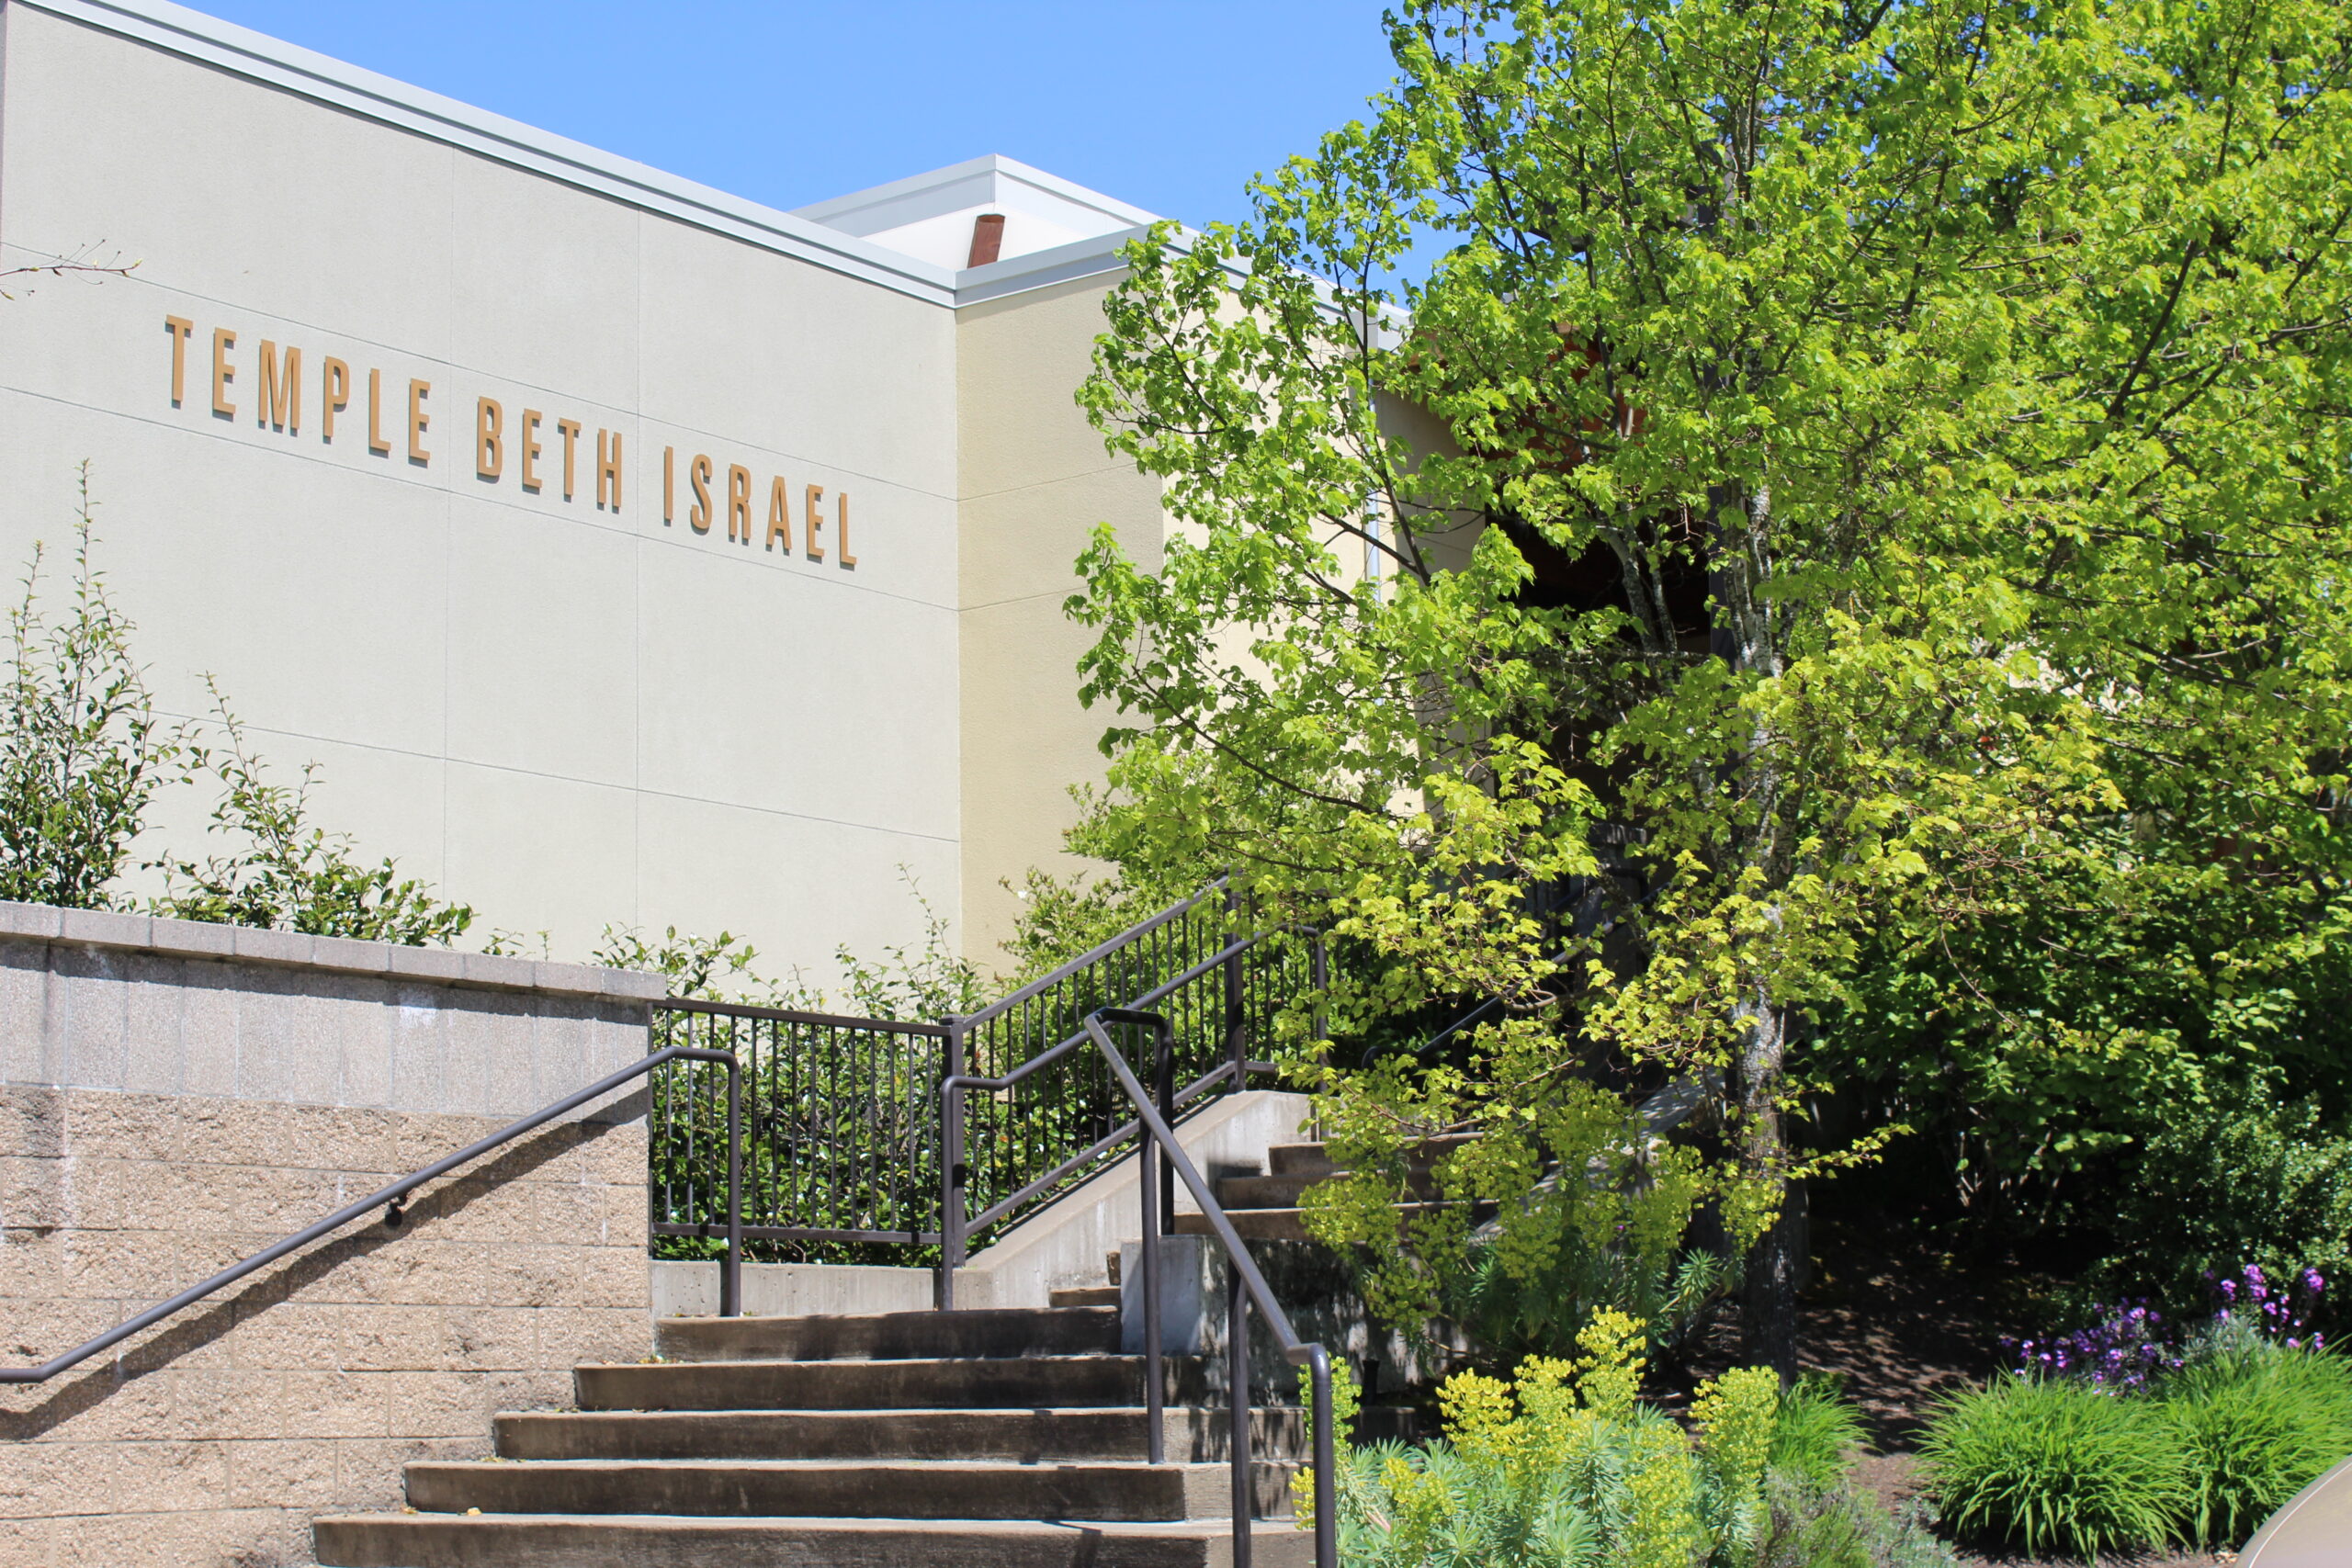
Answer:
(938, 1015, 967, 1312)
(1228, 1252, 1252, 1566)
(721, 1051, 742, 1318)
(1155, 1020, 1177, 1235)
(1310, 933, 1331, 1140)
(1310, 933, 1329, 1047)
(1139, 1097, 1165, 1465)
(1306, 1347, 1337, 1568)
(1222, 885, 1246, 1093)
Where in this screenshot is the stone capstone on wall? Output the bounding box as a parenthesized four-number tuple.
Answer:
(0, 903, 663, 1568)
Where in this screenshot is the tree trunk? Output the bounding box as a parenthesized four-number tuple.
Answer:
(1742, 1159, 1808, 1385)
(1733, 991, 1805, 1384)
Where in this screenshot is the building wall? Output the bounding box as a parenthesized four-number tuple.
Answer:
(0, 904, 659, 1568)
(0, 2, 961, 973)
(955, 276, 1165, 964)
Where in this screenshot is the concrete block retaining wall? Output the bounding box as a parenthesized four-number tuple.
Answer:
(0, 904, 662, 1568)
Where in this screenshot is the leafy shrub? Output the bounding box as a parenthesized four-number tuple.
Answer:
(1767, 1374, 1869, 1491)
(1307, 1311, 1896, 1568)
(1307, 1074, 1738, 1370)
(153, 684, 473, 943)
(2098, 1078, 2352, 1324)
(1919, 1376, 2189, 1560)
(1752, 1473, 1960, 1568)
(0, 468, 179, 908)
(2165, 1345, 2352, 1546)
(594, 924, 775, 1002)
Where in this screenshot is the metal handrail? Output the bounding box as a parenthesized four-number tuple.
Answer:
(959, 1057, 1273, 1235)
(936, 897, 1325, 1303)
(0, 1044, 743, 1386)
(944, 1008, 1339, 1568)
(958, 878, 1231, 1030)
(660, 996, 950, 1037)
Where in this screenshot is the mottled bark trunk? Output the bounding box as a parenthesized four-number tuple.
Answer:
(1711, 473, 1803, 1382)
(1736, 991, 1805, 1383)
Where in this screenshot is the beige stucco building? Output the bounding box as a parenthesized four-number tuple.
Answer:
(0, 0, 1164, 976)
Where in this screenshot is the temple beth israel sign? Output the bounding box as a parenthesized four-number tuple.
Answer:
(162, 313, 859, 566)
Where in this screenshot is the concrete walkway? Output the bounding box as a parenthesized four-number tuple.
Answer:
(2244, 1454, 2352, 1567)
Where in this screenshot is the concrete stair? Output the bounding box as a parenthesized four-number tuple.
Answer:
(313, 1514, 1303, 1566)
(1052, 1284, 1122, 1307)
(312, 1302, 1312, 1567)
(1170, 1134, 1474, 1243)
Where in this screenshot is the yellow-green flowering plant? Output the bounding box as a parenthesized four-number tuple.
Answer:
(1295, 1312, 1921, 1567)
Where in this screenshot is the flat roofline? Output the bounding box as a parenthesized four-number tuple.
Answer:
(14, 0, 1156, 307)
(796, 153, 1160, 235)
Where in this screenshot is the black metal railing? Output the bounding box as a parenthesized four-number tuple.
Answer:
(642, 879, 1326, 1297)
(938, 884, 1326, 1301)
(650, 1001, 945, 1264)
(946, 1006, 1338, 1568)
(3, 1044, 744, 1387)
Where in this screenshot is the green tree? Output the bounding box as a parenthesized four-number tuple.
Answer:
(1070, 0, 2352, 1373)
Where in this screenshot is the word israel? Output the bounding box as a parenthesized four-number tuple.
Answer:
(161, 316, 857, 568)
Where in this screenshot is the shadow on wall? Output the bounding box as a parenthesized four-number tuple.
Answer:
(0, 1089, 646, 1443)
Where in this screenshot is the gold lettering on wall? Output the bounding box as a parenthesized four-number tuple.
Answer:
(726, 464, 751, 544)
(407, 379, 432, 464)
(210, 328, 237, 418)
(164, 317, 193, 406)
(368, 368, 391, 456)
(256, 342, 300, 433)
(688, 455, 714, 533)
(476, 398, 505, 479)
(766, 477, 793, 552)
(596, 430, 622, 510)
(153, 319, 873, 567)
(322, 357, 350, 441)
(557, 419, 582, 502)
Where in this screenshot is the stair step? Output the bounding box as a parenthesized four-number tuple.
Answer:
(404, 1458, 1298, 1523)
(1173, 1203, 1458, 1244)
(656, 1306, 1117, 1363)
(494, 1406, 1311, 1463)
(1050, 1285, 1122, 1308)
(1215, 1171, 1442, 1208)
(1173, 1210, 1317, 1243)
(1266, 1133, 1474, 1178)
(314, 1512, 1315, 1567)
(578, 1356, 1209, 1412)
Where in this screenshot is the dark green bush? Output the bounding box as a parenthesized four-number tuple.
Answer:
(2098, 1079, 2352, 1322)
(1919, 1377, 2188, 1560)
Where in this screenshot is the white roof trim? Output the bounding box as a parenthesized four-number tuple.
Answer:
(12, 0, 967, 304)
(796, 154, 1166, 305)
(796, 153, 1159, 238)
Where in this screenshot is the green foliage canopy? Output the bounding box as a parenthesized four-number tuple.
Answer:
(1071, 0, 2352, 1356)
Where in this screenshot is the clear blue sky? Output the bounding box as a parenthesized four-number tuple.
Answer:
(192, 1, 1404, 228)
